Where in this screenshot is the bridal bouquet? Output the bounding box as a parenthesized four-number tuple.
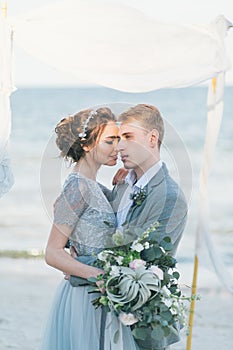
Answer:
(88, 223, 192, 348)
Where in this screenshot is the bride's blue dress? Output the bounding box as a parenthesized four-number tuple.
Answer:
(39, 172, 139, 350)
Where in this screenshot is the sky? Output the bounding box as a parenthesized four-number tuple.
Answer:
(5, 0, 233, 87)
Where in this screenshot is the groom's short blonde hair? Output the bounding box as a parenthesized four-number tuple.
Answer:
(118, 104, 164, 148)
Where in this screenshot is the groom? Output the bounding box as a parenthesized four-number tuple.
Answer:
(113, 103, 187, 254)
(111, 103, 188, 350)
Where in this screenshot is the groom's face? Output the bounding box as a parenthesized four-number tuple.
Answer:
(117, 121, 153, 173)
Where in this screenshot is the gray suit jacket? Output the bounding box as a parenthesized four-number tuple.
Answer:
(110, 163, 187, 349)
(111, 163, 188, 256)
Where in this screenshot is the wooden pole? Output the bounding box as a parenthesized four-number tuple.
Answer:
(186, 76, 218, 350)
(186, 254, 198, 350)
(1, 1, 7, 18)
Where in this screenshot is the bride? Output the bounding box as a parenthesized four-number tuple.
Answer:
(39, 107, 139, 350)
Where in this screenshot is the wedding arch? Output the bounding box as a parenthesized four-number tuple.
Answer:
(0, 1, 232, 348)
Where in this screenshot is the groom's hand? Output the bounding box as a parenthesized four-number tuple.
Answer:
(112, 168, 128, 185)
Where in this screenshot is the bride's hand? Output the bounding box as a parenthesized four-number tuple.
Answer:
(70, 246, 78, 258)
(112, 168, 128, 185)
(96, 279, 105, 293)
(63, 272, 70, 280)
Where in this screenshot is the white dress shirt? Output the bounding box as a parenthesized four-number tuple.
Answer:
(117, 160, 162, 228)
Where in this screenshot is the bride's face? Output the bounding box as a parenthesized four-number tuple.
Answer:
(93, 121, 119, 166)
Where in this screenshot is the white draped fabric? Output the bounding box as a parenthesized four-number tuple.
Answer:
(9, 0, 231, 92)
(0, 18, 14, 198)
(196, 73, 233, 292)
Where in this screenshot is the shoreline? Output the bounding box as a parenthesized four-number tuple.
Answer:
(0, 258, 232, 350)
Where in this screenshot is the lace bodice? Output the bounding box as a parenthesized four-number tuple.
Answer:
(53, 172, 116, 255)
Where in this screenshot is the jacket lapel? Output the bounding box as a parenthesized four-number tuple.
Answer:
(123, 163, 168, 225)
(111, 182, 129, 213)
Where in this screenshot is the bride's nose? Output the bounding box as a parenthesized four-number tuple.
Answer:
(113, 137, 120, 150)
(116, 138, 124, 152)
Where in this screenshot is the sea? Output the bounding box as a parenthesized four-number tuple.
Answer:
(0, 85, 233, 288)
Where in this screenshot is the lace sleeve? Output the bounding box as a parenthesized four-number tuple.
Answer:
(53, 174, 87, 228)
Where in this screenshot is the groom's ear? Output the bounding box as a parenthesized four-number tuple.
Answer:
(149, 129, 159, 148)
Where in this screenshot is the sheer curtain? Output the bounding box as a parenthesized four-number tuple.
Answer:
(0, 18, 14, 197)
(9, 0, 231, 92)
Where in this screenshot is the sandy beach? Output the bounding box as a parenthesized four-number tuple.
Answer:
(0, 257, 232, 350)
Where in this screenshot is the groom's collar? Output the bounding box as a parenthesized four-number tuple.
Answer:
(125, 160, 163, 189)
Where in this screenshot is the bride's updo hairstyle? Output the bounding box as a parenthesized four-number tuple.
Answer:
(55, 107, 116, 162)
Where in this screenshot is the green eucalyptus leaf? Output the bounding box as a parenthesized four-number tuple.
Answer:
(148, 230, 159, 241)
(163, 236, 172, 243)
(141, 247, 156, 261)
(161, 319, 168, 327)
(139, 320, 148, 327)
(168, 324, 179, 336)
(161, 310, 173, 322)
(151, 325, 165, 340)
(132, 327, 147, 340)
(160, 240, 173, 251)
(87, 277, 98, 283)
(163, 326, 170, 336)
(147, 313, 153, 323)
(153, 246, 163, 258)
(159, 304, 169, 312)
(173, 271, 180, 280)
(153, 314, 161, 322)
(170, 285, 178, 294)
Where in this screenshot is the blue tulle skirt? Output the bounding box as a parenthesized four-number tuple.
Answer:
(39, 279, 139, 350)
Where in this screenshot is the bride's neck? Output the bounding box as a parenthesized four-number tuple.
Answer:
(73, 157, 99, 181)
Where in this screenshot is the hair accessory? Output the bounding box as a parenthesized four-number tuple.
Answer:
(79, 110, 97, 138)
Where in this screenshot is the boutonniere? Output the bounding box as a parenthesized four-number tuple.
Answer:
(130, 187, 147, 208)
